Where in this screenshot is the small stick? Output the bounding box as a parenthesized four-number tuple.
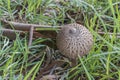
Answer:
(2, 20, 120, 36)
(98, 31, 120, 38)
(1, 20, 61, 31)
(1, 28, 25, 40)
(98, 31, 120, 35)
(28, 26, 34, 46)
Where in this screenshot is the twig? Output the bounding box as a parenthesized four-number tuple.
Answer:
(98, 31, 120, 36)
(1, 28, 25, 40)
(98, 31, 120, 38)
(1, 20, 61, 31)
(28, 26, 34, 46)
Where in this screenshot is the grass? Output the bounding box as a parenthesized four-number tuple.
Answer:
(0, 0, 120, 80)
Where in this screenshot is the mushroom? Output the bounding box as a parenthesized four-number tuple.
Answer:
(56, 23, 93, 61)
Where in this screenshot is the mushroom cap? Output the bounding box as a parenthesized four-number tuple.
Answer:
(56, 23, 93, 59)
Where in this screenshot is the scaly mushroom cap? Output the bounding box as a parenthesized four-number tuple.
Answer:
(56, 23, 93, 59)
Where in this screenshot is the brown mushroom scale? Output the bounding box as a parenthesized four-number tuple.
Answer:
(56, 23, 93, 59)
